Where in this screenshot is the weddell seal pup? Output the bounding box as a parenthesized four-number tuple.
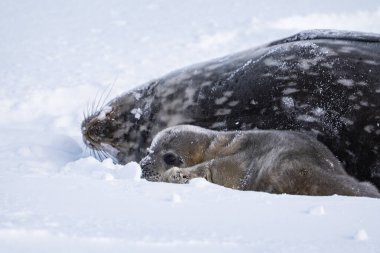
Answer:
(81, 29, 380, 189)
(140, 125, 380, 198)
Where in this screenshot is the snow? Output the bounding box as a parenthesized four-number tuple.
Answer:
(97, 106, 113, 121)
(1, 0, 380, 252)
(271, 8, 380, 32)
(131, 108, 143, 120)
(308, 205, 326, 216)
(337, 79, 355, 87)
(355, 229, 370, 241)
(282, 97, 295, 109)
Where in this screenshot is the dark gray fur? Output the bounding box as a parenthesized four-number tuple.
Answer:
(140, 125, 380, 198)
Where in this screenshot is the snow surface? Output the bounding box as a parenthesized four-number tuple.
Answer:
(1, 0, 380, 252)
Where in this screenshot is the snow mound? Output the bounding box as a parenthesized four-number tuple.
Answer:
(63, 157, 142, 181)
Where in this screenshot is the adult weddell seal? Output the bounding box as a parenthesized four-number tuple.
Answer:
(81, 29, 380, 190)
(139, 125, 380, 198)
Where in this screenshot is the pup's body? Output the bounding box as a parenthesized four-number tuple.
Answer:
(140, 125, 380, 198)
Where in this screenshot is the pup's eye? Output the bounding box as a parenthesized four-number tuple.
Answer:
(163, 152, 182, 166)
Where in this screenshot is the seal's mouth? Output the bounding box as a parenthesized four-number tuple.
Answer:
(82, 129, 101, 150)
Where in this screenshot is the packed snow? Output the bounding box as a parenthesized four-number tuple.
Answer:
(1, 0, 380, 252)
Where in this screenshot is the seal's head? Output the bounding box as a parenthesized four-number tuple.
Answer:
(140, 125, 213, 181)
(81, 91, 151, 162)
(81, 103, 122, 160)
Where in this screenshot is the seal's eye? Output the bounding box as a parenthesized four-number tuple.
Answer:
(163, 152, 182, 166)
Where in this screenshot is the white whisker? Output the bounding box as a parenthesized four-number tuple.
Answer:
(100, 76, 118, 111)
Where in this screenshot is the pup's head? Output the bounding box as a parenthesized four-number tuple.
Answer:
(139, 125, 213, 181)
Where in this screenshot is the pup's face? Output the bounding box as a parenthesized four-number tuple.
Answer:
(139, 125, 211, 181)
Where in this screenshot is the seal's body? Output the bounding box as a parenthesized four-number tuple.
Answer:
(140, 125, 380, 198)
(81, 30, 380, 189)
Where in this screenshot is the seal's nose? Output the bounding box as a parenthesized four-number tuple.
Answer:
(139, 156, 154, 179)
(139, 156, 152, 169)
(83, 118, 114, 144)
(88, 120, 108, 138)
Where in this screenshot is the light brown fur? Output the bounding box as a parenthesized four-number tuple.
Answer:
(140, 125, 380, 198)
